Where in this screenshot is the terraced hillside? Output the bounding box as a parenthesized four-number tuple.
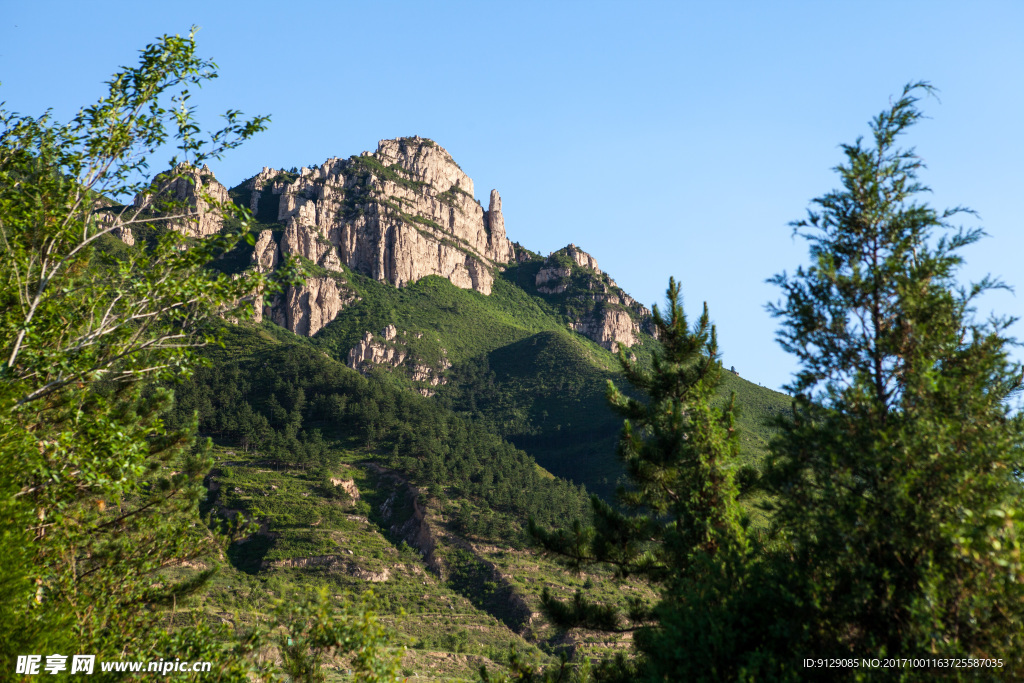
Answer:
(177, 439, 649, 681)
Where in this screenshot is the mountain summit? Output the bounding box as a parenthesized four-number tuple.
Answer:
(246, 136, 513, 295)
(132, 137, 653, 352)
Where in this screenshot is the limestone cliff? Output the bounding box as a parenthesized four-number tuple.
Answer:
(252, 230, 280, 273)
(270, 276, 357, 337)
(226, 137, 518, 336)
(238, 137, 514, 298)
(347, 325, 408, 370)
(94, 203, 135, 246)
(127, 141, 659, 356)
(570, 308, 639, 351)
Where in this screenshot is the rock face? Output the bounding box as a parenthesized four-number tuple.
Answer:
(571, 308, 639, 350)
(535, 244, 652, 351)
(346, 325, 451, 395)
(113, 226, 135, 246)
(131, 142, 661, 355)
(409, 357, 452, 397)
(228, 137, 518, 336)
(347, 326, 408, 370)
(240, 137, 514, 299)
(271, 277, 356, 337)
(134, 164, 230, 238)
(93, 201, 135, 246)
(253, 230, 357, 337)
(99, 213, 134, 246)
(535, 243, 603, 290)
(564, 243, 600, 273)
(535, 243, 603, 294)
(252, 230, 280, 273)
(244, 166, 280, 216)
(330, 478, 361, 501)
(373, 465, 442, 575)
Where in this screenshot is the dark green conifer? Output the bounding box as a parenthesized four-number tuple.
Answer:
(529, 278, 747, 676)
(766, 82, 1024, 671)
(522, 83, 1024, 683)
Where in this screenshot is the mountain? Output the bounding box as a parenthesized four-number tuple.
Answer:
(135, 136, 788, 496)
(116, 137, 790, 677)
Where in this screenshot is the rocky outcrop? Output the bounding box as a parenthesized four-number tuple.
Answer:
(281, 219, 343, 270)
(252, 230, 279, 273)
(130, 144, 661, 355)
(271, 277, 356, 337)
(376, 138, 474, 194)
(94, 202, 135, 246)
(571, 307, 639, 352)
(410, 357, 452, 397)
(536, 244, 603, 292)
(373, 465, 442, 576)
(564, 243, 600, 273)
(536, 244, 651, 351)
(346, 325, 450, 394)
(244, 286, 266, 324)
(486, 189, 508, 250)
(255, 226, 355, 335)
(133, 163, 230, 238)
(347, 326, 408, 370)
(102, 214, 135, 246)
(330, 478, 360, 501)
(262, 555, 390, 581)
(243, 166, 282, 215)
(113, 226, 135, 246)
(238, 137, 515, 295)
(535, 265, 571, 294)
(137, 140, 522, 340)
(514, 244, 536, 263)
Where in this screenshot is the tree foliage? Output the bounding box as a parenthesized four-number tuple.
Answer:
(764, 82, 1024, 672)
(168, 340, 591, 540)
(0, 29, 398, 680)
(523, 84, 1024, 682)
(528, 278, 747, 680)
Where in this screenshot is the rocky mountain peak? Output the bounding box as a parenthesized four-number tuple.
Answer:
(564, 244, 600, 273)
(132, 163, 230, 238)
(123, 141, 654, 355)
(535, 244, 601, 294)
(534, 243, 652, 352)
(375, 137, 474, 196)
(233, 136, 518, 336)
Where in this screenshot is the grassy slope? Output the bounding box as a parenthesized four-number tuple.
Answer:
(310, 268, 566, 367)
(221, 173, 792, 499)
(306, 266, 791, 500)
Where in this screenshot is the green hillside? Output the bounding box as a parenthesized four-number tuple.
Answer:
(311, 269, 565, 368)
(161, 258, 791, 678)
(217, 172, 792, 502)
(144, 155, 795, 679)
(281, 265, 792, 501)
(180, 442, 649, 681)
(168, 326, 642, 680)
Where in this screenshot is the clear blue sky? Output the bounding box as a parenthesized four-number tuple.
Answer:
(3, 1, 1022, 391)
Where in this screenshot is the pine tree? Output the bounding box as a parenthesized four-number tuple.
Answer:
(529, 278, 748, 679)
(520, 84, 1024, 683)
(766, 82, 1024, 670)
